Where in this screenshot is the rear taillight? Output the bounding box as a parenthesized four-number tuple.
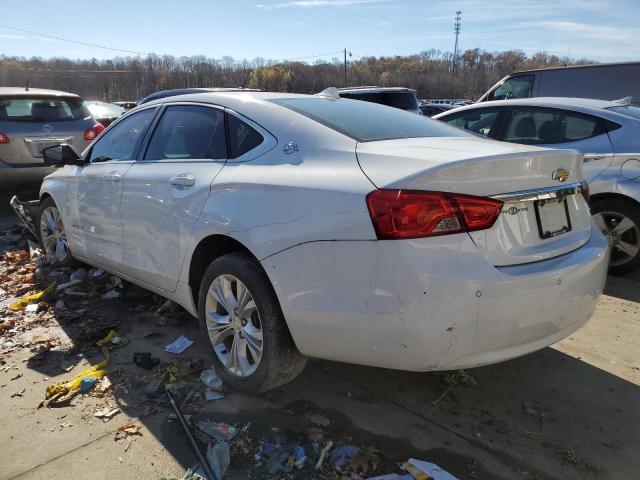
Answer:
(366, 189, 503, 240)
(0, 132, 9, 144)
(84, 123, 106, 141)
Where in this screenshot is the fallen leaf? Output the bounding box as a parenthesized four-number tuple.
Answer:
(10, 372, 23, 381)
(11, 388, 25, 398)
(115, 422, 142, 440)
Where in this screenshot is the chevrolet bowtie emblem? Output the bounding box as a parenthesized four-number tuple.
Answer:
(552, 168, 569, 182)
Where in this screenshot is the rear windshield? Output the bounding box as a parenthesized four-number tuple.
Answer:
(272, 97, 470, 142)
(0, 96, 89, 122)
(339, 91, 419, 111)
(607, 105, 640, 120)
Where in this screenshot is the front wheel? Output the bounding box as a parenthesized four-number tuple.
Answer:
(197, 252, 307, 392)
(38, 197, 75, 267)
(591, 198, 640, 274)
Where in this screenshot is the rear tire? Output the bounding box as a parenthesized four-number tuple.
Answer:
(197, 252, 307, 393)
(591, 197, 640, 275)
(38, 197, 75, 267)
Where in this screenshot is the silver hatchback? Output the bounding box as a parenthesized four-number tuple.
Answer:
(0, 87, 104, 190)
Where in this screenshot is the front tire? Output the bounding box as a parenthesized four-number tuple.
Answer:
(38, 197, 74, 267)
(591, 197, 640, 274)
(197, 252, 307, 393)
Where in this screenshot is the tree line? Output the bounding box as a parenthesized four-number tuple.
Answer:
(0, 49, 592, 102)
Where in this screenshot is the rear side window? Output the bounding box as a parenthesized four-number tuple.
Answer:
(488, 75, 534, 101)
(227, 114, 264, 158)
(89, 108, 156, 162)
(0, 97, 89, 122)
(145, 105, 226, 160)
(442, 109, 502, 137)
(272, 97, 470, 142)
(504, 107, 606, 144)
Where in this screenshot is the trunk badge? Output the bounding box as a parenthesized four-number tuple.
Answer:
(283, 142, 299, 154)
(42, 124, 53, 133)
(552, 168, 569, 182)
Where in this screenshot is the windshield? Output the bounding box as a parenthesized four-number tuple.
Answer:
(489, 75, 534, 101)
(607, 105, 640, 120)
(272, 97, 470, 142)
(0, 96, 89, 122)
(339, 91, 419, 111)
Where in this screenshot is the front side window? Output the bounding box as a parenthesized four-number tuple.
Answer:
(0, 96, 89, 122)
(145, 105, 226, 160)
(504, 108, 605, 144)
(489, 75, 534, 101)
(227, 114, 264, 158)
(273, 97, 470, 142)
(88, 108, 156, 162)
(442, 109, 501, 137)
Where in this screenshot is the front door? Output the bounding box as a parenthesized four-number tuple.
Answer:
(66, 107, 157, 269)
(120, 104, 228, 291)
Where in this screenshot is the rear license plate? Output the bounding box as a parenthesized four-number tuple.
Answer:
(534, 197, 572, 239)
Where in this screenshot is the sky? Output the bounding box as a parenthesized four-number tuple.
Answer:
(0, 0, 638, 63)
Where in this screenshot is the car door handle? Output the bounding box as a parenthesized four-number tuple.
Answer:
(170, 174, 195, 187)
(583, 153, 610, 162)
(103, 172, 121, 182)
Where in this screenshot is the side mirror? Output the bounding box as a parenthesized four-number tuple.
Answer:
(43, 144, 84, 166)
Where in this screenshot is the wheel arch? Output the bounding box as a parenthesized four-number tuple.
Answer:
(590, 192, 640, 208)
(188, 234, 266, 311)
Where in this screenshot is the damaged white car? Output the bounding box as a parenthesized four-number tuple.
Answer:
(12, 91, 609, 392)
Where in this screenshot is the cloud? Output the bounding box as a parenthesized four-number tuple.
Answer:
(0, 34, 26, 39)
(534, 20, 640, 43)
(256, 0, 389, 9)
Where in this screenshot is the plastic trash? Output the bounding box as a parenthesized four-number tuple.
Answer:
(102, 289, 121, 299)
(368, 475, 413, 480)
(165, 335, 194, 354)
(70, 268, 87, 282)
(404, 459, 459, 480)
(133, 352, 160, 370)
(25, 303, 39, 312)
(205, 390, 225, 401)
(200, 369, 224, 390)
(207, 440, 230, 479)
(8, 282, 55, 311)
(330, 444, 360, 469)
(294, 445, 306, 469)
(197, 421, 237, 442)
(79, 377, 97, 393)
(45, 359, 108, 399)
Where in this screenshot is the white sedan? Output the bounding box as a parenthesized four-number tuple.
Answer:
(17, 90, 608, 392)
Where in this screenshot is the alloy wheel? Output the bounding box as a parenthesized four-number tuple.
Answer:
(39, 205, 69, 262)
(205, 274, 264, 377)
(593, 211, 640, 267)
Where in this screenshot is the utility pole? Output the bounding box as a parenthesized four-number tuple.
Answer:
(453, 10, 462, 99)
(344, 48, 347, 87)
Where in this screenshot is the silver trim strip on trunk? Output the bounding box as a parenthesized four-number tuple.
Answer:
(492, 182, 586, 203)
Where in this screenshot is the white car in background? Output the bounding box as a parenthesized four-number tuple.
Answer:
(435, 97, 640, 273)
(13, 91, 608, 392)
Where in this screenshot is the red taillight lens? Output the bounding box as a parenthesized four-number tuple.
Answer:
(366, 189, 503, 240)
(84, 123, 106, 141)
(0, 132, 9, 144)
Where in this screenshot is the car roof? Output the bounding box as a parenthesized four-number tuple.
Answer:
(510, 61, 640, 75)
(337, 86, 416, 94)
(0, 87, 81, 98)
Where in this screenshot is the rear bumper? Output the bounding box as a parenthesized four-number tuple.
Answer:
(0, 160, 54, 189)
(262, 225, 609, 371)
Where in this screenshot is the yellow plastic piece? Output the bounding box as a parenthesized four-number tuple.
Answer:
(96, 330, 118, 347)
(8, 282, 56, 311)
(45, 359, 108, 399)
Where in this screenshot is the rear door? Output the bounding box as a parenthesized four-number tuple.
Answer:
(501, 106, 615, 183)
(66, 107, 158, 267)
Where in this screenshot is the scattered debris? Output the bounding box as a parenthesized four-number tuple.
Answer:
(8, 282, 55, 311)
(200, 369, 223, 390)
(207, 440, 231, 479)
(165, 335, 194, 354)
(402, 458, 459, 480)
(11, 388, 26, 398)
(197, 421, 238, 442)
(315, 440, 333, 470)
(45, 360, 108, 399)
(94, 407, 120, 421)
(10, 372, 23, 380)
(115, 422, 143, 440)
(79, 377, 98, 393)
(204, 390, 225, 401)
(102, 289, 122, 300)
(134, 352, 160, 370)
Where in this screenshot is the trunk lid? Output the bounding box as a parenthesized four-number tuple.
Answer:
(356, 136, 592, 266)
